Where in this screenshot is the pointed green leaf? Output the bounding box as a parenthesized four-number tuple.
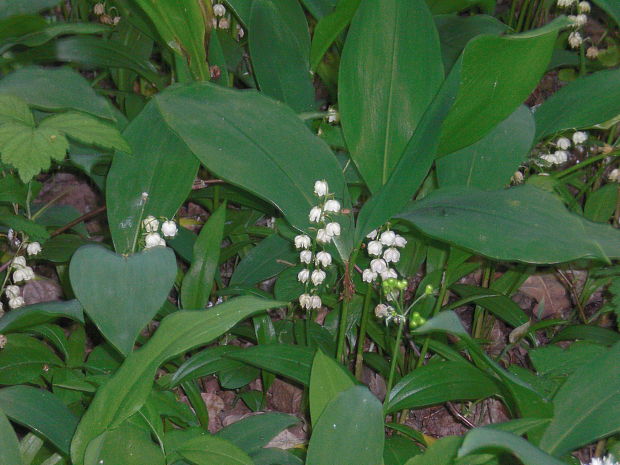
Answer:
(178, 435, 253, 465)
(0, 409, 22, 465)
(217, 413, 300, 454)
(309, 349, 355, 425)
(0, 94, 33, 125)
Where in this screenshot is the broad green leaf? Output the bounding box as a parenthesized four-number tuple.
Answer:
(168, 346, 246, 388)
(539, 342, 620, 457)
(339, 0, 443, 192)
(584, 184, 618, 223)
(230, 234, 297, 286)
(0, 94, 33, 125)
(83, 421, 165, 465)
(0, 334, 63, 385)
(0, 409, 22, 465)
(437, 105, 535, 190)
(252, 448, 304, 465)
(0, 22, 108, 53)
(178, 435, 253, 465)
(396, 185, 620, 264)
(133, 0, 209, 80)
(0, 300, 83, 333)
(249, 0, 314, 112)
(70, 296, 284, 465)
(224, 0, 252, 25)
(306, 385, 384, 465)
(407, 436, 461, 465)
(450, 284, 528, 328)
(217, 413, 300, 454)
(384, 436, 422, 465)
(154, 83, 354, 259)
(0, 123, 68, 182)
(69, 244, 177, 356)
(310, 0, 361, 71)
(309, 349, 355, 425)
(534, 68, 620, 140)
(0, 14, 47, 41)
(427, 0, 494, 13)
(592, 0, 620, 26)
(106, 98, 199, 254)
(300, 0, 337, 18)
(224, 344, 315, 385)
(39, 234, 92, 263)
(0, 385, 78, 455)
(386, 361, 501, 414)
(530, 343, 607, 379)
(459, 428, 567, 465)
(40, 111, 130, 152)
(0, 0, 59, 19)
(0, 66, 115, 120)
(437, 18, 568, 155)
(551, 325, 620, 346)
(0, 212, 50, 242)
(181, 203, 227, 309)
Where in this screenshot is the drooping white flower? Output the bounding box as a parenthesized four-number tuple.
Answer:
(142, 215, 159, 233)
(298, 269, 310, 283)
(578, 1, 591, 12)
(586, 46, 599, 59)
(573, 131, 588, 144)
(300, 250, 313, 264)
(299, 293, 311, 309)
(569, 14, 588, 27)
(309, 206, 323, 223)
(323, 200, 341, 213)
(93, 2, 105, 15)
(0, 334, 7, 349)
(310, 295, 322, 309)
(213, 3, 226, 16)
(379, 230, 396, 246)
(11, 256, 26, 269)
(366, 229, 378, 240)
(325, 222, 341, 237)
(380, 268, 398, 281)
(294, 234, 311, 249)
(8, 296, 25, 309)
(311, 269, 326, 286)
(367, 240, 383, 257)
(326, 106, 339, 124)
(4, 285, 20, 299)
(541, 151, 568, 165)
(512, 171, 525, 184)
(374, 304, 390, 319)
(161, 220, 178, 238)
(556, 137, 571, 150)
(568, 31, 583, 49)
(314, 180, 329, 197)
(383, 247, 400, 263)
(362, 268, 377, 283)
(145, 232, 165, 248)
(557, 0, 576, 7)
(370, 258, 387, 274)
(609, 168, 619, 182)
(316, 229, 332, 244)
(394, 235, 407, 248)
(236, 24, 245, 39)
(13, 267, 34, 283)
(585, 456, 620, 465)
(315, 251, 332, 267)
(218, 17, 230, 29)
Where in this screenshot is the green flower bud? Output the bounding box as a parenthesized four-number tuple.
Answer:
(396, 279, 408, 290)
(386, 277, 398, 288)
(424, 284, 434, 296)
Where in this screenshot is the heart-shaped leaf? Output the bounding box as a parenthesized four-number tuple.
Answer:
(69, 244, 177, 356)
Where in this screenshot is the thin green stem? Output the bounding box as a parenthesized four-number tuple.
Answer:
(473, 264, 492, 339)
(336, 298, 350, 364)
(554, 151, 619, 179)
(385, 319, 405, 402)
(181, 380, 209, 430)
(354, 284, 374, 380)
(416, 268, 449, 368)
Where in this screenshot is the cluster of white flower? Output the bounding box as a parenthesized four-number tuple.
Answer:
(582, 456, 619, 465)
(211, 4, 244, 39)
(1, 242, 42, 311)
(361, 227, 407, 284)
(93, 2, 120, 25)
(539, 131, 588, 166)
(557, 0, 591, 49)
(142, 216, 178, 249)
(296, 180, 342, 310)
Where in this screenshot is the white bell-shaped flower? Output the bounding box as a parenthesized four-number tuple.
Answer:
(362, 269, 377, 283)
(394, 235, 407, 248)
(161, 220, 178, 238)
(145, 232, 165, 248)
(367, 240, 383, 256)
(366, 229, 378, 240)
(219, 17, 230, 29)
(4, 285, 20, 299)
(323, 200, 341, 213)
(309, 206, 323, 223)
(311, 269, 326, 286)
(314, 180, 329, 197)
(297, 269, 310, 283)
(26, 242, 42, 256)
(8, 296, 25, 309)
(325, 222, 341, 237)
(299, 293, 311, 309)
(379, 230, 396, 246)
(568, 31, 583, 49)
(383, 247, 400, 263)
(142, 215, 159, 233)
(11, 256, 26, 269)
(370, 258, 387, 274)
(609, 168, 619, 182)
(315, 251, 332, 267)
(556, 137, 571, 150)
(381, 268, 398, 281)
(316, 229, 331, 244)
(310, 295, 322, 309)
(300, 250, 313, 264)
(374, 304, 390, 319)
(213, 3, 226, 16)
(294, 234, 311, 249)
(578, 1, 591, 12)
(573, 131, 587, 144)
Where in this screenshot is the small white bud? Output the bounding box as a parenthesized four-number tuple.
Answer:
(142, 215, 159, 232)
(300, 250, 313, 264)
(568, 31, 583, 49)
(311, 269, 326, 286)
(112, 16, 121, 25)
(298, 269, 310, 283)
(381, 268, 398, 281)
(236, 24, 245, 39)
(323, 200, 341, 213)
(316, 229, 332, 244)
(370, 258, 387, 274)
(310, 295, 322, 309)
(362, 269, 377, 283)
(554, 150, 569, 163)
(145, 232, 165, 248)
(315, 251, 332, 267)
(9, 296, 25, 309)
(93, 2, 105, 15)
(556, 137, 571, 150)
(161, 220, 178, 238)
(294, 234, 312, 249)
(366, 229, 378, 240)
(608, 168, 619, 182)
(218, 17, 230, 29)
(578, 1, 591, 13)
(375, 304, 390, 319)
(394, 235, 407, 248)
(383, 247, 400, 263)
(367, 240, 383, 257)
(11, 256, 26, 269)
(4, 285, 20, 299)
(573, 131, 588, 144)
(314, 180, 329, 197)
(0, 334, 7, 349)
(299, 293, 311, 309)
(325, 222, 341, 237)
(326, 106, 339, 124)
(213, 3, 226, 16)
(379, 230, 396, 246)
(512, 171, 524, 184)
(586, 46, 599, 59)
(309, 206, 323, 223)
